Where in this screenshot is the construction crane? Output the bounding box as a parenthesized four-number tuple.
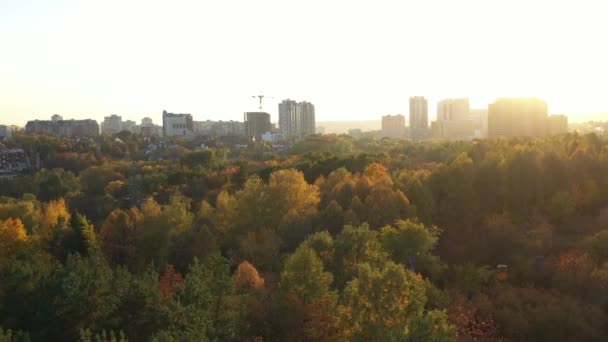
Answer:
(251, 93, 275, 111)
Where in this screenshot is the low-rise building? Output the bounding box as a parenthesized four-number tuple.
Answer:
(0, 148, 30, 175)
(0, 125, 13, 139)
(381, 114, 406, 138)
(162, 110, 194, 138)
(433, 119, 474, 140)
(25, 117, 99, 137)
(261, 131, 284, 143)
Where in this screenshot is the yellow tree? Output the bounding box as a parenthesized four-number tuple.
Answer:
(0, 218, 28, 261)
(39, 198, 71, 240)
(337, 262, 428, 340)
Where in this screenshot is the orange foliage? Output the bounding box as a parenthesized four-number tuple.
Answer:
(234, 261, 265, 290)
(448, 298, 502, 341)
(159, 264, 184, 298)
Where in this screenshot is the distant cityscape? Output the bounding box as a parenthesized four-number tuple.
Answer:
(2, 97, 607, 144)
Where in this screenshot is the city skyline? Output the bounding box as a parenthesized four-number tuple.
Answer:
(2, 0, 608, 125)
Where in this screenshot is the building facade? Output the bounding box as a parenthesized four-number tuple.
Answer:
(433, 119, 474, 141)
(469, 109, 488, 138)
(244, 112, 272, 140)
(278, 99, 316, 140)
(381, 114, 406, 138)
(0, 125, 12, 139)
(261, 131, 284, 143)
(409, 96, 428, 140)
(102, 115, 123, 135)
(299, 101, 316, 137)
(122, 120, 138, 133)
(488, 98, 548, 138)
(25, 117, 99, 137)
(548, 115, 568, 135)
(162, 110, 194, 138)
(437, 98, 470, 121)
(434, 98, 474, 140)
(0, 148, 29, 175)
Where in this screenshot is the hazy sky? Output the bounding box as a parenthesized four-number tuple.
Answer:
(1, 0, 607, 126)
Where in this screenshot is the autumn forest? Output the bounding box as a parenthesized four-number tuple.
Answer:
(1, 132, 608, 341)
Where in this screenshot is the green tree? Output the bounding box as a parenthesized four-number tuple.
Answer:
(380, 220, 444, 278)
(279, 246, 337, 341)
(337, 262, 430, 340)
(333, 224, 387, 287)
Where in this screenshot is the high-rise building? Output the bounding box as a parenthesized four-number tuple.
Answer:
(102, 115, 123, 135)
(381, 114, 406, 138)
(162, 110, 193, 137)
(278, 99, 316, 140)
(469, 109, 488, 138)
(279, 99, 298, 139)
(488, 98, 548, 138)
(244, 112, 272, 140)
(434, 98, 474, 140)
(548, 115, 568, 135)
(409, 96, 428, 140)
(299, 101, 316, 137)
(437, 98, 470, 121)
(122, 120, 138, 133)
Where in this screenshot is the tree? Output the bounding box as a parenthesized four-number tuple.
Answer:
(34, 168, 80, 201)
(380, 220, 444, 278)
(0, 199, 40, 234)
(99, 209, 141, 266)
(234, 261, 265, 291)
(0, 218, 28, 261)
(548, 190, 576, 224)
(39, 198, 71, 241)
(301, 231, 335, 270)
(57, 212, 98, 261)
(80, 166, 121, 197)
(203, 255, 239, 340)
(337, 262, 432, 340)
(44, 254, 129, 340)
(280, 247, 335, 305)
(158, 264, 184, 299)
(333, 224, 387, 287)
(279, 246, 337, 341)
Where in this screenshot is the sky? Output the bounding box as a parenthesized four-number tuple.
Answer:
(1, 0, 608, 126)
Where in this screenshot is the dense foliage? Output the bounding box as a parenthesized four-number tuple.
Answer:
(1, 132, 608, 341)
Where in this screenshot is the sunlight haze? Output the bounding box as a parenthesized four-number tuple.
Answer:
(1, 0, 607, 125)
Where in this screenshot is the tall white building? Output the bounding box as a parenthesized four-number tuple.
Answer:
(278, 99, 316, 140)
(409, 96, 428, 140)
(437, 98, 470, 121)
(299, 101, 316, 137)
(162, 110, 194, 138)
(433, 98, 474, 140)
(102, 115, 123, 135)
